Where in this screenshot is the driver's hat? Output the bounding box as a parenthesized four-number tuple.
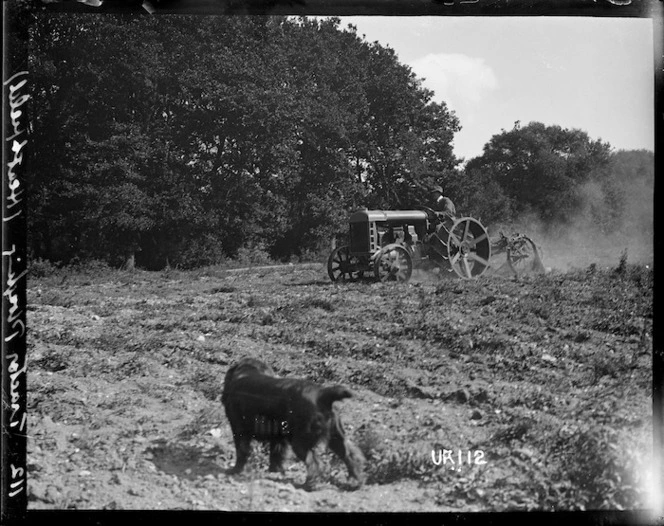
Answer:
(431, 185, 444, 195)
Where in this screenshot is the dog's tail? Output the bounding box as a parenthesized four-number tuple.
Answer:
(318, 385, 353, 410)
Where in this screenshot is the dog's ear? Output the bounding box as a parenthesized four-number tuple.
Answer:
(318, 385, 353, 410)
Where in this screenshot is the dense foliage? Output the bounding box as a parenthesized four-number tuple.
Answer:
(25, 14, 653, 269)
(27, 14, 460, 268)
(456, 123, 653, 237)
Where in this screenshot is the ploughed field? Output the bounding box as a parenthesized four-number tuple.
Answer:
(26, 261, 654, 512)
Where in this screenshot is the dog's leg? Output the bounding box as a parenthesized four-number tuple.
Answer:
(302, 449, 322, 491)
(328, 415, 365, 486)
(228, 433, 251, 474)
(268, 439, 287, 473)
(292, 442, 322, 491)
(330, 437, 365, 486)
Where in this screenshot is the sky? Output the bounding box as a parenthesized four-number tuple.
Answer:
(336, 16, 654, 162)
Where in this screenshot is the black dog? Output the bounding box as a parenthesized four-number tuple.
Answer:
(222, 357, 365, 490)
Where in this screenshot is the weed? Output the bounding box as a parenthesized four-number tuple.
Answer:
(532, 305, 551, 320)
(75, 259, 113, 275)
(91, 332, 131, 355)
(567, 330, 591, 343)
(626, 264, 654, 292)
(305, 359, 340, 383)
(301, 297, 335, 312)
(355, 425, 386, 460)
(366, 448, 433, 484)
(114, 354, 152, 377)
(589, 310, 642, 337)
(39, 290, 73, 308)
(32, 347, 71, 372)
(259, 310, 277, 326)
(548, 426, 646, 510)
(589, 350, 632, 384)
(505, 390, 556, 411)
(246, 295, 262, 308)
(473, 336, 508, 353)
(488, 417, 535, 445)
(615, 249, 628, 276)
(347, 366, 404, 398)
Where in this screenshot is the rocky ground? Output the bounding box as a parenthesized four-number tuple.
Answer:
(26, 256, 654, 512)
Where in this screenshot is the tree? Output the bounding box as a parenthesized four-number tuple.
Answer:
(28, 15, 236, 267)
(348, 41, 461, 209)
(445, 167, 514, 228)
(26, 14, 464, 267)
(465, 122, 612, 228)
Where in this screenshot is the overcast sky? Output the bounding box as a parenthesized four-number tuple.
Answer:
(337, 16, 654, 162)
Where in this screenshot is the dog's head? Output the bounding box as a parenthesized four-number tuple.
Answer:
(222, 357, 276, 402)
(225, 357, 274, 380)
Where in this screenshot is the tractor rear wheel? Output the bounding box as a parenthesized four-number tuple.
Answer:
(446, 217, 491, 279)
(374, 245, 413, 283)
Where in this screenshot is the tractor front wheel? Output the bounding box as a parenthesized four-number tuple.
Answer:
(374, 245, 413, 283)
(327, 245, 363, 282)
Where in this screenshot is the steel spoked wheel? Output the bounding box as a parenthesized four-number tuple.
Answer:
(373, 245, 413, 283)
(507, 236, 544, 276)
(327, 246, 363, 282)
(447, 217, 491, 279)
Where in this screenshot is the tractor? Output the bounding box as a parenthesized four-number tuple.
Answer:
(327, 207, 543, 283)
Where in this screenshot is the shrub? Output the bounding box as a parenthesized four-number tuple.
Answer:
(29, 258, 60, 278)
(171, 234, 225, 270)
(297, 247, 327, 264)
(233, 243, 274, 267)
(71, 259, 112, 276)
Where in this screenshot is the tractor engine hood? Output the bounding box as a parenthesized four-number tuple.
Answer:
(349, 209, 429, 223)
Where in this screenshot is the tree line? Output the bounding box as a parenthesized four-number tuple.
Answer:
(25, 13, 653, 269)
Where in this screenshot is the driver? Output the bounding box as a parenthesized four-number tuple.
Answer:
(431, 185, 456, 218)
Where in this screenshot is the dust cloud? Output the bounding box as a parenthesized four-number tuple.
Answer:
(505, 177, 654, 272)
